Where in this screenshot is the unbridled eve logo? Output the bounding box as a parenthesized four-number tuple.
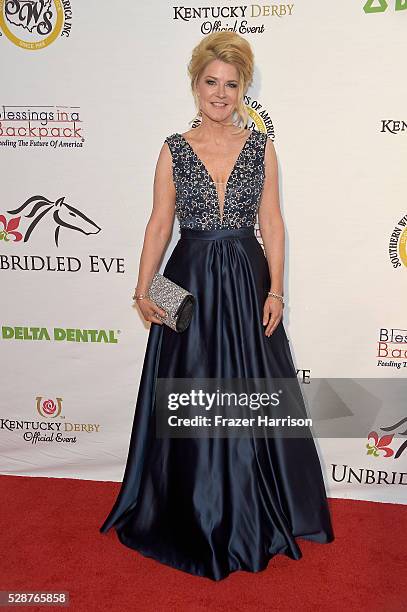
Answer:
(330, 418, 407, 488)
(366, 417, 407, 459)
(0, 0, 73, 49)
(0, 195, 101, 247)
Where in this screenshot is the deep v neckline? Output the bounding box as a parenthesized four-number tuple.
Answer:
(178, 130, 254, 224)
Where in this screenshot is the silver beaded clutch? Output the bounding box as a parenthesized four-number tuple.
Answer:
(148, 272, 195, 332)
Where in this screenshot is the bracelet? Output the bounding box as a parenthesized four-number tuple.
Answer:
(268, 291, 284, 304)
(133, 292, 147, 301)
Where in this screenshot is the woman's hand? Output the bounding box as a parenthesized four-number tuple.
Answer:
(136, 297, 167, 325)
(263, 296, 284, 337)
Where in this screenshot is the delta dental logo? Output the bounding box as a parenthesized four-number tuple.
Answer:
(0, 396, 100, 445)
(0, 105, 85, 147)
(388, 212, 407, 269)
(376, 328, 407, 369)
(1, 326, 119, 343)
(0, 0, 73, 50)
(363, 0, 407, 12)
(0, 195, 101, 247)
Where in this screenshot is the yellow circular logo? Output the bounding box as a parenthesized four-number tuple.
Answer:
(0, 0, 64, 50)
(399, 227, 407, 268)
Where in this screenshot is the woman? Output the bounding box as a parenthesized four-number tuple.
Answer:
(100, 31, 334, 581)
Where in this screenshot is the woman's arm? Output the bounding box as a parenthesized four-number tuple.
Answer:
(258, 137, 285, 336)
(258, 137, 285, 297)
(134, 141, 176, 324)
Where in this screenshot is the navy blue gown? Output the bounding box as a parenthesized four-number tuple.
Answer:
(99, 129, 334, 580)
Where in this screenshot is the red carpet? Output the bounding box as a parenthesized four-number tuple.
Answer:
(0, 475, 405, 611)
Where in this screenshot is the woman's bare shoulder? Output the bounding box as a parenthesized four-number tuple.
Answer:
(179, 128, 195, 142)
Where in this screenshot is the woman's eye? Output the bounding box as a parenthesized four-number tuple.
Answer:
(205, 80, 237, 88)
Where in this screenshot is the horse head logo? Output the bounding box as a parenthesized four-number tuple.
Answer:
(4, 195, 101, 246)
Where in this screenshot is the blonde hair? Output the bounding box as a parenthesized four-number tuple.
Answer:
(187, 32, 254, 134)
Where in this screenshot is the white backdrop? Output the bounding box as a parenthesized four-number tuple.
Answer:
(1, 1, 406, 505)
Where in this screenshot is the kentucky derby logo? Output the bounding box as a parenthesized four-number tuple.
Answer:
(36, 396, 63, 418)
(0, 0, 72, 50)
(1, 195, 101, 247)
(366, 417, 407, 459)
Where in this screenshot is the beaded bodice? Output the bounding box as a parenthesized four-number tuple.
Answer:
(164, 130, 268, 230)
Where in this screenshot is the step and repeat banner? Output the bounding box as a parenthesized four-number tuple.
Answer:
(1, 1, 406, 505)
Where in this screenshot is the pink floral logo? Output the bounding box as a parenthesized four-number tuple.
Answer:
(0, 215, 23, 242)
(366, 431, 394, 457)
(42, 399, 57, 416)
(366, 418, 407, 459)
(36, 397, 63, 419)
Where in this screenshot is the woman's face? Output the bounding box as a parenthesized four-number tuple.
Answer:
(195, 59, 240, 125)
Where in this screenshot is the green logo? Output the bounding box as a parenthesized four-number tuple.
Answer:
(364, 0, 406, 12)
